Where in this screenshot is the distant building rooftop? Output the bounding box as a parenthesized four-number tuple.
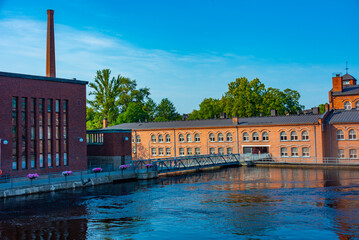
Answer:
(325, 109, 359, 124)
(105, 113, 323, 131)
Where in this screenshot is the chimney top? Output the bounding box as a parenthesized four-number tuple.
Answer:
(271, 109, 277, 117)
(46, 9, 56, 78)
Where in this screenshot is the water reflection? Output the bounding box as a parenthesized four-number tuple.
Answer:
(0, 167, 359, 239)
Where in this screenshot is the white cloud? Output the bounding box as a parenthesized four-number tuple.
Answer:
(0, 17, 339, 113)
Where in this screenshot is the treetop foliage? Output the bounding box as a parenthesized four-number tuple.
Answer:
(87, 69, 180, 129)
(188, 77, 304, 120)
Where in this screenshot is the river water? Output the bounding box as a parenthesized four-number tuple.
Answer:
(1, 166, 359, 240)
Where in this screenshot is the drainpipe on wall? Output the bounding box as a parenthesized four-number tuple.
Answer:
(329, 123, 332, 158)
(173, 129, 176, 157)
(236, 126, 239, 154)
(313, 123, 317, 163)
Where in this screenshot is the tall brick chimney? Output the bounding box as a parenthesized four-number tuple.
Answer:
(46, 9, 56, 78)
(332, 74, 342, 92)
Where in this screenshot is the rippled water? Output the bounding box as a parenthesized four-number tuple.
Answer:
(1, 166, 359, 240)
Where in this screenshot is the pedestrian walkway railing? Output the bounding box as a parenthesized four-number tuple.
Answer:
(255, 156, 359, 165)
(0, 167, 136, 190)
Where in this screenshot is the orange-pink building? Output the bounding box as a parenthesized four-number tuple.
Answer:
(104, 73, 359, 162)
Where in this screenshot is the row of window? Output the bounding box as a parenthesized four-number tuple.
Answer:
(136, 129, 359, 145)
(150, 133, 233, 143)
(11, 97, 68, 170)
(344, 101, 359, 110)
(280, 147, 310, 157)
(338, 149, 358, 159)
(243, 131, 309, 142)
(337, 129, 357, 140)
(151, 147, 234, 156)
(87, 133, 104, 144)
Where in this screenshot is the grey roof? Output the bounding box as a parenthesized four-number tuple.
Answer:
(105, 114, 323, 131)
(331, 85, 359, 96)
(342, 73, 357, 81)
(0, 71, 88, 85)
(325, 110, 359, 124)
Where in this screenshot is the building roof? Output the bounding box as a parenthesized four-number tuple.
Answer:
(105, 113, 323, 131)
(0, 71, 88, 85)
(331, 85, 359, 96)
(342, 73, 357, 81)
(325, 109, 359, 124)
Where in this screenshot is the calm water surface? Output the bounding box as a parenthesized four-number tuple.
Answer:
(1, 167, 359, 240)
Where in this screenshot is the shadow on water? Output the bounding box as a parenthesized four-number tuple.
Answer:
(1, 166, 359, 239)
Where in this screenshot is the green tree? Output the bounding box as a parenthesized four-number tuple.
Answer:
(86, 106, 103, 130)
(87, 69, 121, 124)
(223, 77, 266, 117)
(116, 102, 149, 123)
(117, 77, 150, 113)
(189, 77, 304, 119)
(318, 103, 329, 113)
(143, 98, 157, 121)
(154, 98, 180, 121)
(188, 98, 223, 120)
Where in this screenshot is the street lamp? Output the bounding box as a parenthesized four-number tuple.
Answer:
(0, 138, 8, 174)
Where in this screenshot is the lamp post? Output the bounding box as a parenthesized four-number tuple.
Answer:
(0, 138, 8, 174)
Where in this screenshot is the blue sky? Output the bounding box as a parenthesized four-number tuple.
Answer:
(0, 0, 358, 113)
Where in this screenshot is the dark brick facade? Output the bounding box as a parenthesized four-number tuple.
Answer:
(87, 130, 132, 157)
(0, 71, 87, 177)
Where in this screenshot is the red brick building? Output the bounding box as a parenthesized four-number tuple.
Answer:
(87, 129, 132, 169)
(0, 10, 88, 177)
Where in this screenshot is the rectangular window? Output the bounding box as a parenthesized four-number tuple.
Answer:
(218, 147, 224, 155)
(31, 154, 35, 168)
(64, 153, 68, 166)
(210, 148, 215, 155)
(21, 97, 27, 170)
(48, 153, 52, 167)
(55, 99, 60, 113)
(195, 148, 200, 155)
(179, 148, 184, 156)
(227, 147, 233, 154)
(159, 148, 164, 156)
(349, 149, 357, 159)
(166, 148, 171, 156)
(302, 147, 309, 157)
(280, 147, 287, 157)
(56, 153, 60, 166)
(86, 133, 103, 144)
(187, 148, 192, 155)
(291, 147, 299, 157)
(338, 149, 345, 159)
(151, 148, 156, 156)
(39, 153, 44, 168)
(12, 97, 18, 170)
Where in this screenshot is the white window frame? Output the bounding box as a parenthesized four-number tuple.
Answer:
(280, 132, 287, 141)
(344, 101, 352, 110)
(195, 134, 200, 142)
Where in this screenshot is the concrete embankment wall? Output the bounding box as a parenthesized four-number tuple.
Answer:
(0, 171, 158, 198)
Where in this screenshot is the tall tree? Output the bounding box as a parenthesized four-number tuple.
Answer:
(87, 69, 121, 124)
(189, 76, 304, 119)
(154, 98, 180, 121)
(188, 98, 223, 120)
(116, 102, 149, 123)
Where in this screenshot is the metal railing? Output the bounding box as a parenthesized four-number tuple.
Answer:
(0, 167, 136, 190)
(255, 156, 359, 165)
